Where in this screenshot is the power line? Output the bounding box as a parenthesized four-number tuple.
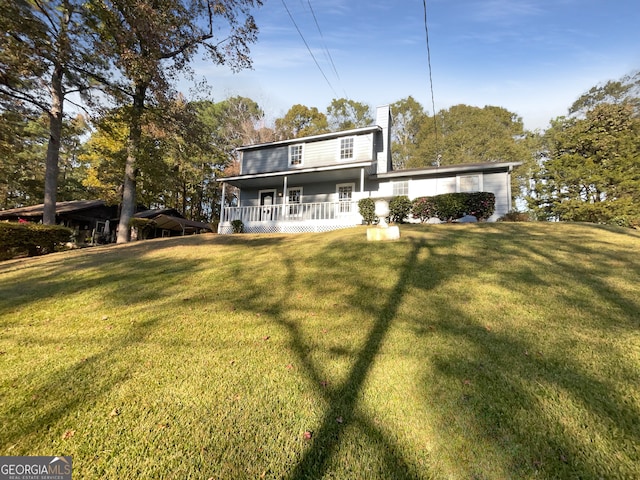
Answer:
(422, 0, 440, 164)
(306, 0, 346, 98)
(281, 0, 339, 98)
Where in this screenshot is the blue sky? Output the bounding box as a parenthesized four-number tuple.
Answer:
(192, 0, 639, 131)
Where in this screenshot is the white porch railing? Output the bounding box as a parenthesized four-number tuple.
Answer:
(219, 201, 362, 234)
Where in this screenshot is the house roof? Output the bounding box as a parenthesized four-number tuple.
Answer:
(217, 161, 373, 188)
(236, 126, 382, 151)
(149, 214, 212, 232)
(132, 208, 211, 232)
(0, 200, 109, 218)
(372, 161, 523, 180)
(218, 161, 522, 189)
(133, 208, 184, 219)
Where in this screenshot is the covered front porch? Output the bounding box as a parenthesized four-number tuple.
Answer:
(219, 201, 362, 234)
(217, 163, 373, 234)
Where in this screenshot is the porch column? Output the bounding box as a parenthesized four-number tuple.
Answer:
(360, 167, 365, 193)
(507, 166, 513, 212)
(219, 182, 226, 233)
(283, 176, 288, 216)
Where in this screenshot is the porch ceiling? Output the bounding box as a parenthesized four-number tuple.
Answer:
(219, 163, 372, 189)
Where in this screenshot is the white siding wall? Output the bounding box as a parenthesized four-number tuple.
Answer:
(375, 170, 512, 221)
(483, 172, 511, 220)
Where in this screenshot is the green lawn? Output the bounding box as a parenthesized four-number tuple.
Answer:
(1, 223, 639, 479)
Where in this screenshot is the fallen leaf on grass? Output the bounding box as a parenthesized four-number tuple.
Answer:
(157, 423, 170, 430)
(263, 336, 270, 341)
(463, 379, 471, 386)
(109, 408, 120, 417)
(62, 430, 75, 440)
(335, 416, 344, 424)
(320, 380, 329, 387)
(285, 364, 294, 370)
(303, 431, 313, 440)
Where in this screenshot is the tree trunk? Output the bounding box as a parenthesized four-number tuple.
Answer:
(42, 64, 64, 225)
(116, 83, 146, 243)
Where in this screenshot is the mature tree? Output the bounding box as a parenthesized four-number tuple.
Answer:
(274, 104, 329, 140)
(531, 102, 640, 222)
(194, 96, 271, 219)
(82, 96, 266, 222)
(569, 70, 639, 116)
(0, 112, 90, 209)
(326, 98, 373, 131)
(390, 96, 427, 170)
(411, 104, 530, 168)
(0, 0, 101, 223)
(0, 112, 44, 209)
(87, 0, 261, 242)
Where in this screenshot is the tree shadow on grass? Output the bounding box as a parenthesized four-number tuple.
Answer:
(0, 315, 162, 451)
(0, 233, 286, 320)
(287, 239, 426, 480)
(227, 234, 437, 479)
(237, 224, 640, 478)
(402, 224, 640, 478)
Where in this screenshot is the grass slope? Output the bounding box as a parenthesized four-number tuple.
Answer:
(1, 223, 639, 479)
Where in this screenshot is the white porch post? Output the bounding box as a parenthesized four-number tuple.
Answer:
(219, 182, 226, 234)
(283, 176, 288, 214)
(360, 167, 365, 193)
(507, 166, 513, 212)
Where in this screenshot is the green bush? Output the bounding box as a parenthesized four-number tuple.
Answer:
(231, 219, 244, 233)
(389, 196, 412, 224)
(432, 192, 496, 222)
(466, 192, 496, 221)
(433, 193, 466, 222)
(607, 216, 640, 229)
(498, 210, 531, 222)
(357, 198, 377, 225)
(0, 222, 73, 260)
(411, 196, 437, 223)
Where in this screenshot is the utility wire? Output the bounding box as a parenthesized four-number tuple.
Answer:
(281, 0, 339, 98)
(422, 0, 440, 165)
(306, 0, 345, 96)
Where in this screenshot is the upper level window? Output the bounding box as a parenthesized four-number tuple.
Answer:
(393, 180, 409, 197)
(459, 175, 481, 193)
(339, 137, 354, 160)
(289, 144, 303, 166)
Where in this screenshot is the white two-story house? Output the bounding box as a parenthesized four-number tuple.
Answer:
(217, 105, 521, 234)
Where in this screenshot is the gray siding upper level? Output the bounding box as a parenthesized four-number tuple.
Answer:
(241, 132, 377, 175)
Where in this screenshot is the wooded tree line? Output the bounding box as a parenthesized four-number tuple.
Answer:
(1, 1, 638, 235)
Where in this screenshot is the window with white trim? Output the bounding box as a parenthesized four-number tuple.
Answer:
(339, 137, 354, 160)
(337, 183, 355, 213)
(287, 187, 302, 216)
(393, 180, 409, 197)
(289, 144, 303, 166)
(459, 175, 481, 193)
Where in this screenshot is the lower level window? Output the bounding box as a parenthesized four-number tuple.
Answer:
(287, 187, 302, 216)
(337, 184, 354, 213)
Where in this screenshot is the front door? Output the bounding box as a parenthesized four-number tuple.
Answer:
(259, 190, 276, 221)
